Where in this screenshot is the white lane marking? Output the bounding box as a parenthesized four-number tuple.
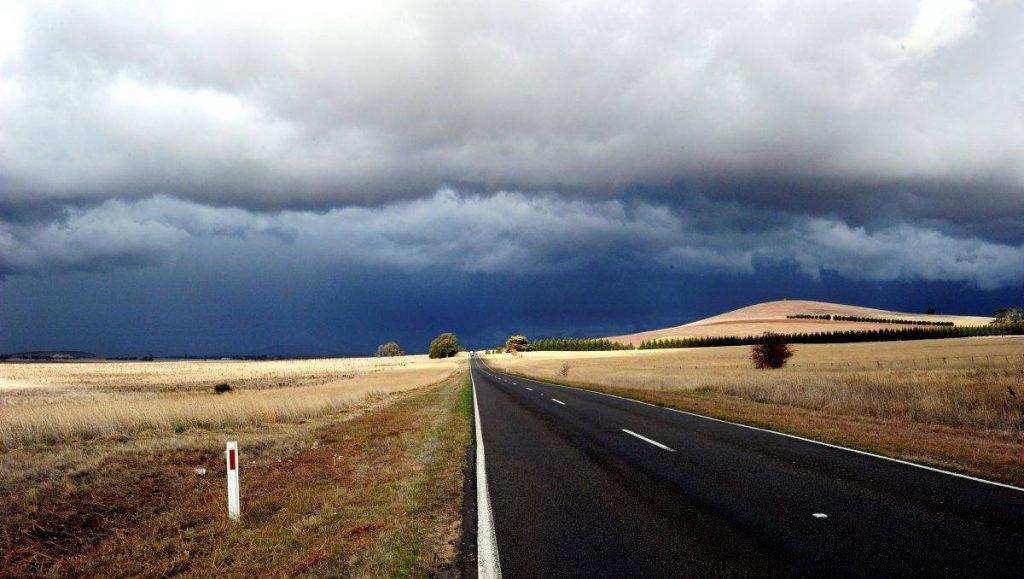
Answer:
(813, 513, 828, 519)
(526, 387, 533, 391)
(477, 362, 1024, 493)
(470, 364, 503, 578)
(551, 398, 566, 405)
(622, 428, 676, 452)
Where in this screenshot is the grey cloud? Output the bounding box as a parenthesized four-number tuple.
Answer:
(1, 0, 1022, 235)
(2, 191, 1020, 289)
(792, 219, 1024, 290)
(0, 199, 188, 274)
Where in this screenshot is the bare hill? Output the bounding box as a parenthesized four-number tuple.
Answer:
(1, 350, 102, 361)
(607, 300, 992, 347)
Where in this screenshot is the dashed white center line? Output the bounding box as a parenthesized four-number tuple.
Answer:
(621, 429, 676, 452)
(551, 398, 566, 405)
(812, 513, 829, 519)
(526, 387, 533, 391)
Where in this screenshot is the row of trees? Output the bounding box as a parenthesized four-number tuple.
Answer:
(483, 335, 633, 353)
(639, 322, 1024, 350)
(488, 331, 795, 369)
(786, 314, 953, 327)
(529, 337, 632, 351)
(379, 307, 1024, 357)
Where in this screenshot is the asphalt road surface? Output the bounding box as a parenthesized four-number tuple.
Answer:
(469, 355, 1024, 577)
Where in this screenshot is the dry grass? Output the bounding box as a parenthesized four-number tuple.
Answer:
(0, 355, 463, 449)
(487, 337, 1024, 430)
(1, 372, 472, 576)
(486, 337, 1024, 484)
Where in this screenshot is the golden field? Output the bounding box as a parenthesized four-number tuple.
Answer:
(0, 357, 470, 576)
(0, 355, 463, 448)
(487, 337, 1024, 430)
(485, 336, 1024, 484)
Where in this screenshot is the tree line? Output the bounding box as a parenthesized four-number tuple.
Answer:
(638, 322, 1024, 350)
(786, 314, 954, 327)
(482, 336, 632, 353)
(530, 338, 633, 351)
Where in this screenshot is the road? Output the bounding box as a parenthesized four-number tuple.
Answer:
(469, 355, 1024, 577)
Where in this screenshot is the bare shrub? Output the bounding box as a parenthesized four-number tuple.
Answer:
(750, 332, 793, 369)
(559, 362, 571, 377)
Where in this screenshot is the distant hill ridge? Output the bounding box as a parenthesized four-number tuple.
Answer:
(607, 300, 993, 347)
(1, 350, 102, 361)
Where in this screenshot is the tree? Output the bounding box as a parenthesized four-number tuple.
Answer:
(428, 332, 461, 358)
(925, 308, 936, 315)
(374, 341, 405, 357)
(750, 332, 793, 369)
(993, 307, 1023, 322)
(505, 334, 530, 353)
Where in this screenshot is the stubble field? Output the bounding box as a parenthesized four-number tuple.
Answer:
(0, 355, 470, 576)
(0, 355, 459, 448)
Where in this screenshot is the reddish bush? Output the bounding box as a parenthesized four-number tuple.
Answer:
(751, 332, 793, 369)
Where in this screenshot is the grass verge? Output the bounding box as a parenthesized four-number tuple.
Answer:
(1, 372, 472, 576)
(493, 366, 1024, 488)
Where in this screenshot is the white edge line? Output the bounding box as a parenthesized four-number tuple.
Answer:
(480, 360, 1024, 493)
(622, 428, 676, 452)
(471, 361, 503, 578)
(551, 398, 566, 405)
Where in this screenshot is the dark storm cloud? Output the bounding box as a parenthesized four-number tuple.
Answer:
(0, 0, 1022, 291)
(2, 191, 1020, 289)
(2, 1, 1022, 219)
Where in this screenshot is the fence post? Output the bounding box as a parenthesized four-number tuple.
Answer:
(225, 441, 241, 521)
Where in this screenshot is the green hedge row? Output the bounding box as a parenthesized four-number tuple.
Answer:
(786, 314, 954, 327)
(638, 323, 1023, 350)
(530, 338, 633, 351)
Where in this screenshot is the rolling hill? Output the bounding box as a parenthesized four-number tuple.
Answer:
(607, 300, 993, 347)
(0, 350, 102, 361)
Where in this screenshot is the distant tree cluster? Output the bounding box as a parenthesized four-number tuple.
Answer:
(428, 333, 461, 358)
(786, 314, 953, 327)
(639, 323, 1024, 350)
(530, 338, 633, 351)
(374, 341, 405, 357)
(993, 307, 1023, 323)
(750, 332, 793, 369)
(505, 335, 530, 352)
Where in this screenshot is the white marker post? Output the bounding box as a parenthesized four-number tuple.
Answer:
(225, 441, 241, 521)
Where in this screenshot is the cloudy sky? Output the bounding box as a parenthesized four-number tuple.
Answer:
(1, 0, 1022, 355)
